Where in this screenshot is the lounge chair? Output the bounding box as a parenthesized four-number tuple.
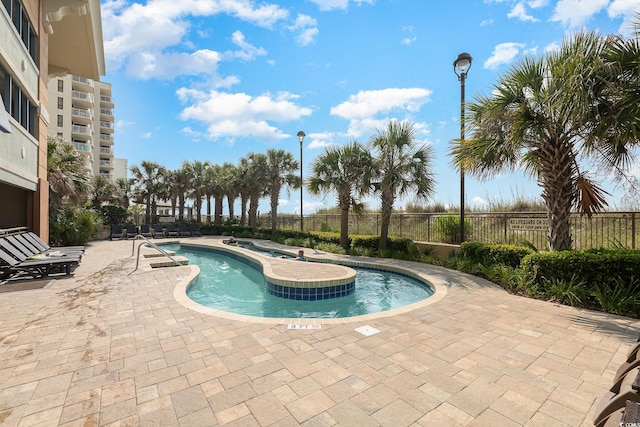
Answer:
(23, 232, 84, 253)
(165, 224, 178, 238)
(189, 223, 201, 237)
(152, 224, 165, 238)
(0, 238, 81, 264)
(139, 224, 152, 238)
(593, 367, 640, 426)
(4, 235, 82, 262)
(110, 224, 124, 240)
(177, 223, 191, 237)
(0, 245, 79, 280)
(125, 224, 138, 239)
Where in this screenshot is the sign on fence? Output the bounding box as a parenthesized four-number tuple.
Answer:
(158, 217, 175, 223)
(509, 218, 548, 231)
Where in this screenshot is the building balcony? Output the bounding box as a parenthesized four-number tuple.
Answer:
(100, 120, 114, 133)
(71, 75, 94, 91)
(73, 142, 92, 154)
(71, 90, 94, 107)
(99, 159, 113, 169)
(99, 134, 114, 145)
(100, 146, 114, 155)
(71, 124, 92, 140)
(100, 95, 114, 108)
(71, 107, 92, 125)
(100, 108, 113, 120)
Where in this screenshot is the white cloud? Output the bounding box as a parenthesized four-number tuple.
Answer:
(224, 31, 268, 61)
(127, 49, 222, 80)
(484, 42, 525, 69)
(177, 89, 313, 141)
(544, 41, 561, 52)
(508, 2, 538, 21)
(608, 0, 640, 35)
(102, 0, 286, 77)
(528, 0, 549, 7)
(331, 88, 432, 138)
(289, 14, 319, 46)
(307, 0, 375, 12)
(401, 26, 417, 45)
(142, 132, 152, 139)
(551, 0, 608, 28)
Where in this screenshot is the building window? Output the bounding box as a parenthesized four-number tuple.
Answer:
(0, 63, 36, 136)
(1, 0, 38, 62)
(57, 115, 63, 127)
(58, 79, 63, 92)
(57, 97, 63, 109)
(57, 132, 62, 138)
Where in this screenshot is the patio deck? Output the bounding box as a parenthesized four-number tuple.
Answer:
(0, 237, 638, 426)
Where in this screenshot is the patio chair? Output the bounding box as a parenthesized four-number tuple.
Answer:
(165, 224, 178, 238)
(23, 232, 85, 253)
(0, 245, 79, 280)
(593, 367, 640, 426)
(110, 224, 124, 240)
(189, 223, 202, 237)
(125, 224, 138, 239)
(139, 224, 152, 238)
(0, 238, 81, 264)
(177, 223, 191, 237)
(152, 224, 165, 238)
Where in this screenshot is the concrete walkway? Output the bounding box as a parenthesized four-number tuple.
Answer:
(0, 237, 638, 426)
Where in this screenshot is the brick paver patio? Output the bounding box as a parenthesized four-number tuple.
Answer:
(0, 237, 638, 426)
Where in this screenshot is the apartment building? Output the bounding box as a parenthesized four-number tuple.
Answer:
(47, 75, 120, 181)
(0, 0, 104, 239)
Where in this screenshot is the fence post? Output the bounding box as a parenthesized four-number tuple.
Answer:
(504, 213, 508, 244)
(632, 212, 636, 249)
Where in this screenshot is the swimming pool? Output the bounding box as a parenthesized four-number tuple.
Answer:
(171, 243, 435, 319)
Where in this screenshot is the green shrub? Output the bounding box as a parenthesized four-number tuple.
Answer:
(315, 242, 346, 254)
(460, 242, 533, 268)
(434, 215, 472, 244)
(50, 206, 102, 246)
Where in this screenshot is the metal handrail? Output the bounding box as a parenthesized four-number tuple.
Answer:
(129, 235, 184, 274)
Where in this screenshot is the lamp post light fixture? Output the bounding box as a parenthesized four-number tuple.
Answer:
(453, 52, 472, 244)
(297, 130, 306, 232)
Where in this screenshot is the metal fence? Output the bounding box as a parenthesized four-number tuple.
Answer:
(273, 212, 639, 250)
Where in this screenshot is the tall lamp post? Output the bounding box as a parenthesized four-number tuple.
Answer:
(453, 52, 472, 244)
(297, 131, 306, 232)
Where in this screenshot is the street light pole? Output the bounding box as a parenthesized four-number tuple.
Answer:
(453, 52, 472, 244)
(297, 131, 306, 232)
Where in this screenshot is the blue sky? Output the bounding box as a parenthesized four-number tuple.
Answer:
(101, 0, 639, 215)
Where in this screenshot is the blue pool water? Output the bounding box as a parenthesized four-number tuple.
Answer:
(172, 243, 434, 318)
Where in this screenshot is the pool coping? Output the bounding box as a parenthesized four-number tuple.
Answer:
(172, 238, 448, 324)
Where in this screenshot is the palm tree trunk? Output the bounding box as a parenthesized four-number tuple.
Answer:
(270, 191, 279, 234)
(227, 195, 235, 220)
(206, 196, 212, 223)
(240, 196, 248, 225)
(539, 139, 575, 251)
(339, 193, 350, 249)
(249, 194, 259, 233)
(214, 196, 223, 225)
(378, 188, 394, 251)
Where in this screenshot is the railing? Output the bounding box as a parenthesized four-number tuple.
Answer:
(71, 107, 90, 118)
(100, 121, 113, 129)
(100, 147, 113, 154)
(72, 90, 93, 103)
(129, 235, 183, 274)
(100, 95, 112, 103)
(71, 124, 89, 134)
(274, 212, 639, 250)
(72, 142, 91, 152)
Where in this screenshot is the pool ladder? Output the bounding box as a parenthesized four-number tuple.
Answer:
(129, 235, 184, 274)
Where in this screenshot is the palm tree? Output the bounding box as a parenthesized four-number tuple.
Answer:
(265, 148, 300, 234)
(371, 120, 436, 251)
(175, 162, 192, 220)
(240, 153, 268, 232)
(308, 141, 373, 249)
(184, 160, 209, 223)
(450, 30, 639, 251)
(47, 136, 91, 212)
(237, 157, 253, 226)
(115, 177, 133, 209)
(221, 162, 240, 221)
(130, 161, 166, 224)
(90, 175, 117, 210)
(204, 163, 225, 225)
